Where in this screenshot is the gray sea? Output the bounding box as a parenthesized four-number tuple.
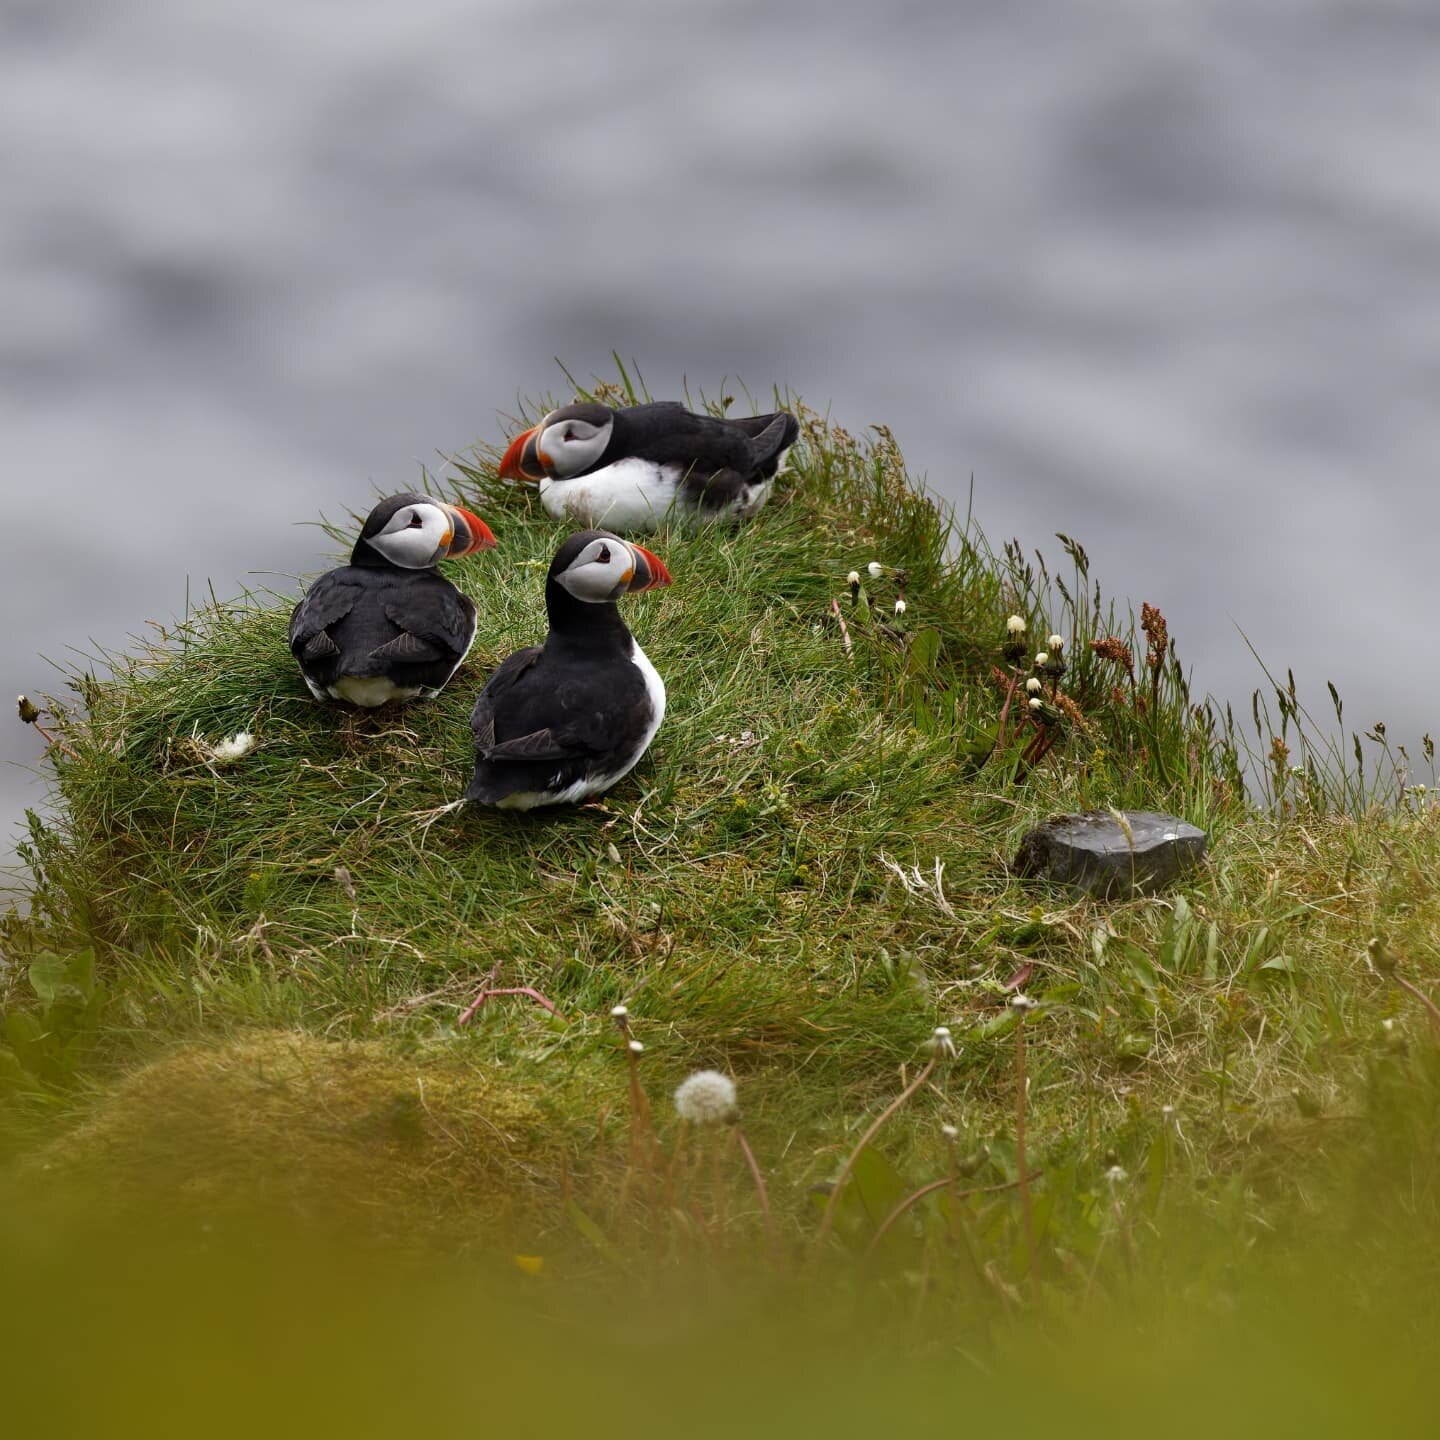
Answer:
(4, 0, 1438, 874)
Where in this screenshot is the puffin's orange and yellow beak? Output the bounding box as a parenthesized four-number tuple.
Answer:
(626, 543, 673, 592)
(442, 504, 498, 557)
(498, 425, 545, 483)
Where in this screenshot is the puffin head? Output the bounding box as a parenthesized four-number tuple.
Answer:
(499, 403, 615, 482)
(550, 529, 672, 603)
(355, 493, 497, 569)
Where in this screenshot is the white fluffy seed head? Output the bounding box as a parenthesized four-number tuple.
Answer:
(1048, 634, 1064, 650)
(1026, 678, 1042, 694)
(1010, 993, 1037, 1013)
(210, 731, 256, 764)
(847, 570, 861, 586)
(867, 561, 884, 578)
(893, 598, 907, 615)
(673, 1070, 739, 1126)
(627, 1039, 644, 1054)
(941, 1123, 959, 1140)
(610, 1005, 628, 1019)
(1006, 615, 1026, 635)
(1028, 697, 1043, 711)
(1035, 652, 1049, 667)
(1105, 1165, 1128, 1185)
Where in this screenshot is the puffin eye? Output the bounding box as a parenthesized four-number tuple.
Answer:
(407, 512, 423, 528)
(596, 544, 611, 564)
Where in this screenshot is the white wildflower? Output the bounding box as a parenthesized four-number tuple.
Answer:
(1048, 634, 1064, 650)
(673, 1070, 738, 1126)
(1034, 652, 1049, 667)
(928, 1025, 956, 1059)
(893, 598, 907, 615)
(1009, 993, 1037, 1013)
(1025, 678, 1042, 694)
(941, 1123, 959, 1141)
(209, 731, 256, 765)
(1006, 615, 1026, 636)
(867, 561, 884, 578)
(847, 570, 861, 586)
(1028, 697, 1043, 712)
(1105, 1165, 1128, 1185)
(627, 1039, 644, 1055)
(610, 1005, 629, 1020)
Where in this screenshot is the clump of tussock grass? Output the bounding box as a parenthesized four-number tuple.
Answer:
(3, 368, 1437, 1289)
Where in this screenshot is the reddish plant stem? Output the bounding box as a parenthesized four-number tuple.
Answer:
(995, 669, 1021, 748)
(830, 598, 854, 658)
(815, 1056, 937, 1254)
(863, 1170, 1044, 1262)
(734, 1126, 776, 1249)
(457, 986, 564, 1026)
(1015, 1012, 1037, 1267)
(30, 721, 80, 762)
(1392, 973, 1440, 1034)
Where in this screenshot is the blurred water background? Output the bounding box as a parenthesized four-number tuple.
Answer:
(4, 0, 1439, 872)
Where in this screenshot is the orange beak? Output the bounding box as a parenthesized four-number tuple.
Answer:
(442, 504, 498, 557)
(498, 425, 545, 483)
(626, 543, 673, 592)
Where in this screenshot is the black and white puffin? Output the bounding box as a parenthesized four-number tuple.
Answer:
(288, 492, 497, 707)
(466, 529, 672, 809)
(498, 400, 800, 533)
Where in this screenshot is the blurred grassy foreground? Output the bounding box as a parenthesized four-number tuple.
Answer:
(2, 372, 1439, 1429)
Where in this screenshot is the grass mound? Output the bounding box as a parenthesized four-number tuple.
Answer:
(3, 379, 1438, 1283)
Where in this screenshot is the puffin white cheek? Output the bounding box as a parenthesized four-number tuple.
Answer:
(372, 515, 447, 567)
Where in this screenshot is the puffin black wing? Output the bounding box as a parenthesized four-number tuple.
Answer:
(738, 411, 800, 476)
(288, 576, 364, 662)
(377, 584, 475, 663)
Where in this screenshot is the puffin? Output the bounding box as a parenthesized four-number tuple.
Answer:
(497, 400, 800, 533)
(288, 492, 497, 707)
(466, 529, 671, 809)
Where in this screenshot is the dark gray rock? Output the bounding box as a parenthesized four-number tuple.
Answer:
(1014, 811, 1207, 898)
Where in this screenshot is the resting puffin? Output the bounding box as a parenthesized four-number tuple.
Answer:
(498, 400, 800, 533)
(288, 492, 496, 707)
(466, 529, 671, 809)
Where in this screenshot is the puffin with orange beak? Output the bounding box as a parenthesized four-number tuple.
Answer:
(498, 400, 799, 533)
(466, 530, 672, 808)
(288, 492, 496, 707)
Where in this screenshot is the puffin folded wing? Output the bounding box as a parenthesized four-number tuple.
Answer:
(288, 579, 363, 658)
(368, 630, 447, 662)
(382, 591, 475, 661)
(742, 412, 800, 474)
(478, 725, 602, 763)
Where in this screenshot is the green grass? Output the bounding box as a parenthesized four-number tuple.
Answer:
(3, 376, 1439, 1345)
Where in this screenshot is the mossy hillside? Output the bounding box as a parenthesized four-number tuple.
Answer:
(3, 400, 1438, 1254)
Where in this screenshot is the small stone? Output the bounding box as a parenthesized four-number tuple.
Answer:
(1014, 811, 1207, 898)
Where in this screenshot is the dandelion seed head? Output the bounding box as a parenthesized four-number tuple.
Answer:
(893, 598, 907, 615)
(1010, 993, 1037, 1013)
(1028, 697, 1043, 711)
(627, 1039, 644, 1054)
(928, 1025, 956, 1058)
(1034, 652, 1049, 668)
(941, 1124, 959, 1141)
(1048, 634, 1064, 650)
(847, 570, 861, 586)
(1006, 615, 1026, 635)
(673, 1070, 738, 1126)
(610, 1005, 629, 1019)
(1105, 1165, 1128, 1185)
(1026, 678, 1042, 694)
(867, 561, 884, 578)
